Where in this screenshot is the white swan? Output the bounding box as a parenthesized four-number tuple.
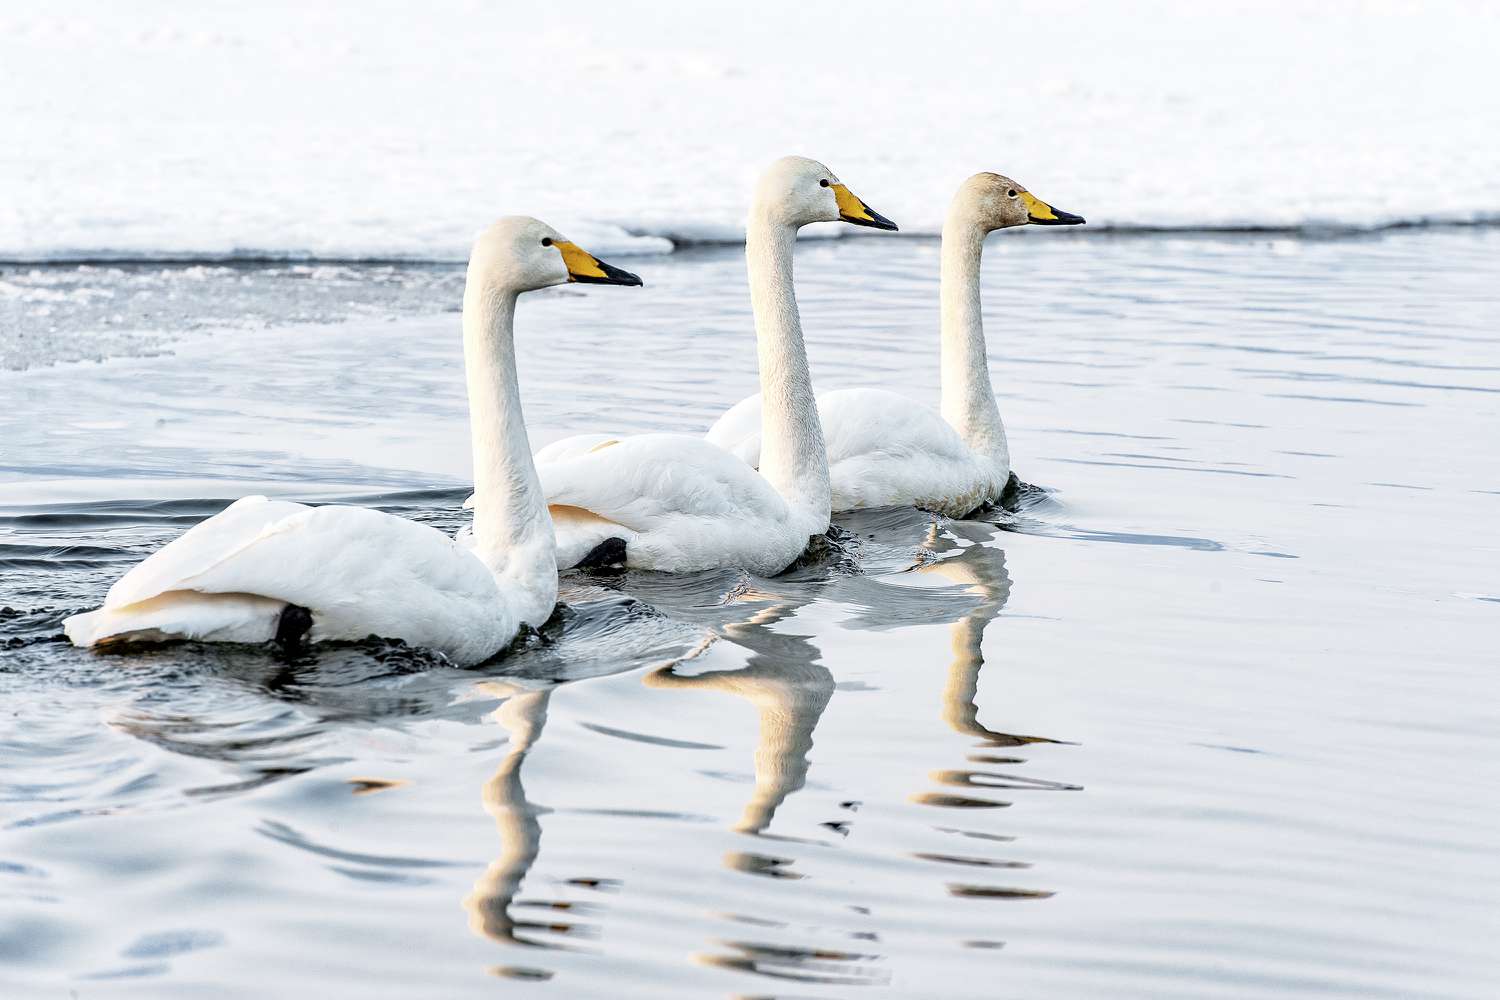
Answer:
(706, 172, 1083, 517)
(64, 218, 643, 666)
(532, 156, 898, 574)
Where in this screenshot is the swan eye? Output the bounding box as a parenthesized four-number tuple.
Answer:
(1007, 189, 1018, 198)
(540, 237, 553, 247)
(819, 179, 830, 188)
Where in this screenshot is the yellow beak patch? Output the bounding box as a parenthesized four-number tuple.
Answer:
(831, 183, 899, 231)
(552, 241, 644, 286)
(1020, 192, 1057, 221)
(1020, 191, 1086, 226)
(554, 241, 609, 281)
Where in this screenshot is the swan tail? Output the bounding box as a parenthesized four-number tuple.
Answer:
(64, 590, 289, 649)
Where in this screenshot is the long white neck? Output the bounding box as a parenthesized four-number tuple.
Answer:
(745, 209, 831, 532)
(462, 278, 558, 623)
(939, 211, 1009, 473)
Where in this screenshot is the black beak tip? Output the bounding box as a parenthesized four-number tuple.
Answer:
(843, 210, 900, 232)
(1031, 209, 1087, 227)
(575, 261, 644, 286)
(604, 260, 644, 286)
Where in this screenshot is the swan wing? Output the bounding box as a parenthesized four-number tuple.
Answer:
(103, 495, 309, 608)
(817, 388, 995, 514)
(818, 388, 973, 465)
(462, 433, 625, 509)
(704, 394, 765, 467)
(542, 433, 787, 525)
(705, 388, 973, 469)
(706, 389, 996, 514)
(79, 495, 509, 663)
(534, 432, 624, 463)
(538, 433, 799, 573)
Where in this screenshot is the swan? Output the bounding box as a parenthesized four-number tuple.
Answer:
(531, 156, 898, 574)
(706, 172, 1083, 517)
(63, 218, 643, 666)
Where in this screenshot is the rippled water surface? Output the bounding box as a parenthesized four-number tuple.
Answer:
(3, 230, 1499, 998)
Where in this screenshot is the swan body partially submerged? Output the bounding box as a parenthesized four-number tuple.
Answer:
(65, 218, 643, 665)
(707, 172, 1083, 516)
(530, 156, 899, 573)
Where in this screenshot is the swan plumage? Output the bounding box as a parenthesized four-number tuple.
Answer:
(709, 386, 995, 515)
(531, 156, 898, 573)
(541, 433, 820, 575)
(66, 217, 643, 665)
(65, 496, 514, 663)
(706, 172, 1083, 517)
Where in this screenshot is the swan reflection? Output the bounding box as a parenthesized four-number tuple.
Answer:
(645, 594, 833, 845)
(909, 521, 1056, 748)
(455, 517, 1071, 986)
(462, 679, 601, 972)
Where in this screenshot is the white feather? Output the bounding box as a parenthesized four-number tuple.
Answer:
(541, 433, 819, 575)
(526, 157, 891, 574)
(706, 173, 1056, 517)
(67, 496, 515, 664)
(706, 388, 1001, 518)
(62, 216, 645, 665)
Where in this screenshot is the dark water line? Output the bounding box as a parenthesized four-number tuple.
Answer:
(5, 213, 1499, 268)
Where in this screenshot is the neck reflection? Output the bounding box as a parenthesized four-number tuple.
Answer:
(645, 592, 833, 850)
(462, 680, 600, 966)
(910, 521, 1037, 746)
(908, 521, 1076, 825)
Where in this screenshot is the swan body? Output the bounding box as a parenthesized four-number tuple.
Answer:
(542, 432, 826, 575)
(531, 156, 898, 573)
(65, 218, 642, 665)
(64, 496, 524, 664)
(706, 172, 1083, 517)
(708, 386, 998, 517)
(533, 432, 622, 464)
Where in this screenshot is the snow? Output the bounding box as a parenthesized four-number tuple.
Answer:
(4, 0, 1498, 261)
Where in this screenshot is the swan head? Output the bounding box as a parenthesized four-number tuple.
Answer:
(955, 173, 1085, 232)
(469, 216, 644, 293)
(755, 156, 899, 232)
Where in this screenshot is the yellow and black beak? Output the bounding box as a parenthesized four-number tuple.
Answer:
(554, 240, 644, 286)
(831, 183, 899, 231)
(1021, 191, 1086, 226)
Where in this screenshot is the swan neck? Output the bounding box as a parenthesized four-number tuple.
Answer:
(940, 215, 1008, 469)
(462, 280, 557, 603)
(745, 212, 830, 528)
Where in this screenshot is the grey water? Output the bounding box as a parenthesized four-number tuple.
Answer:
(2, 229, 1498, 999)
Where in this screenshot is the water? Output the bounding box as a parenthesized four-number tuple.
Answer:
(3, 228, 1498, 997)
